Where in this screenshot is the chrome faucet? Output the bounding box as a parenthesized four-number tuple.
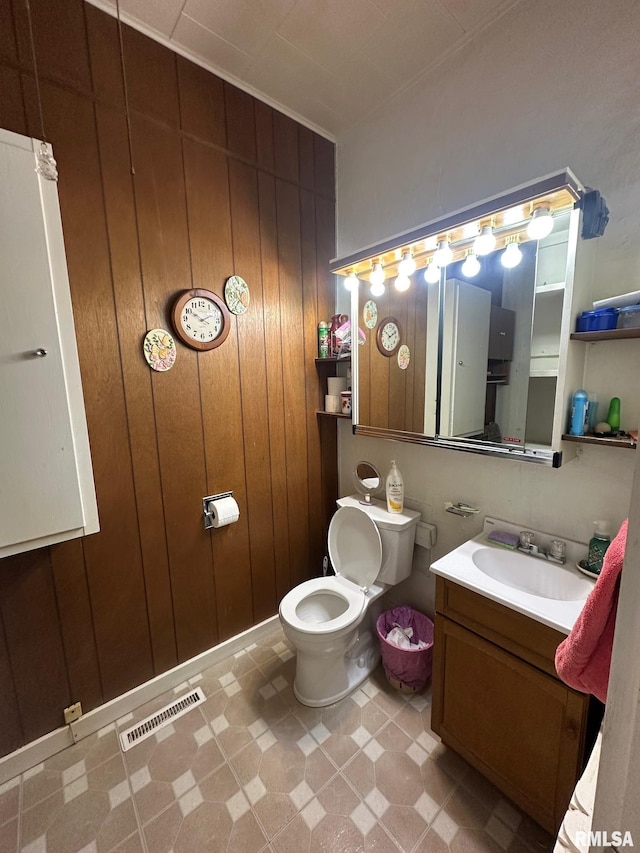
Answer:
(518, 531, 566, 564)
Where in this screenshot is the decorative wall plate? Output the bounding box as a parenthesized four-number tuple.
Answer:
(363, 300, 378, 329)
(224, 275, 250, 315)
(143, 329, 176, 372)
(397, 344, 411, 370)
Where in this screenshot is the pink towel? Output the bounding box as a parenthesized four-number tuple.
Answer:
(555, 519, 627, 703)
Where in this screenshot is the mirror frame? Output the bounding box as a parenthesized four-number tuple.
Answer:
(332, 170, 586, 467)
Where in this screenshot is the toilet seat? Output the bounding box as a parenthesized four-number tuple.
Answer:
(279, 576, 366, 635)
(280, 506, 383, 635)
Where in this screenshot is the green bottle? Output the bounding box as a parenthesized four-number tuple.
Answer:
(586, 521, 611, 575)
(606, 397, 621, 432)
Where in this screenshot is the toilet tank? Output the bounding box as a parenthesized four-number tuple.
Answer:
(336, 496, 420, 584)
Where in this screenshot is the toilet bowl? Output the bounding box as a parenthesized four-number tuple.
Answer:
(279, 496, 419, 707)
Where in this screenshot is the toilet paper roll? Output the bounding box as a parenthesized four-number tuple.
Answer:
(207, 496, 240, 528)
(325, 394, 340, 413)
(327, 376, 347, 396)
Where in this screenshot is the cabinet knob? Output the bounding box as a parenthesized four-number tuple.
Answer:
(34, 348, 48, 357)
(499, 331, 506, 336)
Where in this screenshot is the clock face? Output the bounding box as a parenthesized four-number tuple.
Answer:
(171, 289, 231, 351)
(376, 316, 401, 356)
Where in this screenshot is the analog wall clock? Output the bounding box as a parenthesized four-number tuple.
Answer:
(171, 289, 231, 351)
(376, 316, 401, 357)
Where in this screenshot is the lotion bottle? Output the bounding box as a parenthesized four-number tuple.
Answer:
(386, 460, 404, 513)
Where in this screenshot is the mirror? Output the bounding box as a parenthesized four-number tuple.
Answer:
(331, 170, 592, 466)
(353, 461, 382, 503)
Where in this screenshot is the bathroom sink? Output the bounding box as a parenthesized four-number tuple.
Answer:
(471, 546, 594, 601)
(430, 518, 596, 634)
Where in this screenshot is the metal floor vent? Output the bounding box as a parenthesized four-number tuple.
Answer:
(119, 687, 205, 752)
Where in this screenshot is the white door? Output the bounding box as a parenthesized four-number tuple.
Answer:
(0, 133, 87, 549)
(441, 279, 491, 437)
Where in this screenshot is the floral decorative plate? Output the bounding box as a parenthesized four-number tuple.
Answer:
(224, 275, 250, 315)
(397, 344, 411, 370)
(143, 329, 176, 372)
(363, 300, 378, 329)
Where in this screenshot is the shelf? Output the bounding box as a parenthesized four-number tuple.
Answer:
(535, 281, 565, 294)
(315, 356, 351, 365)
(316, 411, 351, 420)
(570, 328, 640, 342)
(562, 434, 636, 449)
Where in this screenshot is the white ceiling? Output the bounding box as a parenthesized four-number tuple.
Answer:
(87, 0, 520, 139)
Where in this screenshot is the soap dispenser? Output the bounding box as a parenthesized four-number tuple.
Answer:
(385, 460, 404, 514)
(586, 521, 611, 575)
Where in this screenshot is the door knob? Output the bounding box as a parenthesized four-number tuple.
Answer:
(34, 348, 48, 357)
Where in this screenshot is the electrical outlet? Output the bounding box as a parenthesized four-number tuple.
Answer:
(63, 701, 82, 725)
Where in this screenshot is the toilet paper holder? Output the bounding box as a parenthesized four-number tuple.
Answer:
(203, 491, 233, 530)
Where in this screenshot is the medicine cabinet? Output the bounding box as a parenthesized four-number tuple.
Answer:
(330, 169, 600, 467)
(0, 129, 99, 557)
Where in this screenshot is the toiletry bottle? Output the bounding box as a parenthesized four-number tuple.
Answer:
(569, 389, 589, 436)
(587, 392, 599, 433)
(586, 521, 611, 575)
(386, 460, 404, 513)
(606, 396, 621, 432)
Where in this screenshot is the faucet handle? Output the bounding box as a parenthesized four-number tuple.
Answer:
(549, 539, 567, 562)
(519, 530, 534, 549)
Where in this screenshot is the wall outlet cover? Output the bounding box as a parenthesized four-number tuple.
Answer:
(63, 702, 82, 725)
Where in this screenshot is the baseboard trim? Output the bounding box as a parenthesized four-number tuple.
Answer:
(0, 614, 280, 785)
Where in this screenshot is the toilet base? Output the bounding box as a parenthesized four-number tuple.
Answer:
(292, 628, 381, 707)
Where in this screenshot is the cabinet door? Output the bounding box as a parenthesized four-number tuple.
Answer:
(432, 615, 586, 834)
(0, 130, 97, 554)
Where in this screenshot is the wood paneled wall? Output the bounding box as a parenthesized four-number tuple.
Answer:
(357, 285, 427, 433)
(0, 0, 335, 757)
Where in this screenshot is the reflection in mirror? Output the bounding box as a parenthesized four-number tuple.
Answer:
(353, 461, 382, 504)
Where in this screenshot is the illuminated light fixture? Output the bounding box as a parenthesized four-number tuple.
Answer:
(463, 221, 480, 239)
(502, 204, 525, 226)
(474, 224, 496, 256)
(527, 205, 554, 240)
(424, 259, 440, 284)
(398, 251, 416, 276)
(433, 240, 453, 267)
(344, 271, 358, 291)
(369, 261, 385, 295)
(395, 274, 411, 292)
(461, 250, 481, 277)
(501, 236, 523, 268)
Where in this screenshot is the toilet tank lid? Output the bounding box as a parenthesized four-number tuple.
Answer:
(336, 496, 420, 531)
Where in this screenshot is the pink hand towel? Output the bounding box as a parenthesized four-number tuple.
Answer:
(555, 519, 627, 703)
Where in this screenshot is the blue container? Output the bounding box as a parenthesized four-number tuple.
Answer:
(569, 389, 589, 436)
(576, 308, 618, 332)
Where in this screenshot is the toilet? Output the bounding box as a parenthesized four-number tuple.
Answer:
(279, 495, 420, 707)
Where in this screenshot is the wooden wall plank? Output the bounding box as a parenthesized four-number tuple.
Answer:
(0, 552, 69, 742)
(181, 136, 252, 640)
(0, 0, 18, 63)
(274, 112, 299, 183)
(96, 103, 178, 676)
(23, 79, 156, 701)
(84, 4, 124, 107)
(12, 0, 91, 93)
(124, 25, 180, 127)
(298, 127, 315, 191)
(224, 83, 257, 164)
(314, 134, 335, 198)
(50, 540, 103, 712)
(0, 66, 26, 135)
(228, 160, 277, 620)
(132, 117, 217, 660)
(177, 57, 226, 148)
(258, 172, 291, 602)
(255, 101, 274, 172)
(276, 179, 309, 586)
(0, 619, 22, 756)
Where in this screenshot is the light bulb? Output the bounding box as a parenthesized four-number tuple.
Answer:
(474, 225, 496, 256)
(433, 240, 453, 267)
(424, 260, 440, 284)
(394, 274, 411, 292)
(398, 251, 416, 276)
(369, 262, 385, 286)
(344, 272, 358, 291)
(370, 281, 385, 297)
(501, 239, 523, 269)
(527, 206, 554, 240)
(461, 252, 480, 277)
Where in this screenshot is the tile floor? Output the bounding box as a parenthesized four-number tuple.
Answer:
(0, 626, 555, 853)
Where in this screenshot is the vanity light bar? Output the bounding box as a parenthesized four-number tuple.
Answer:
(330, 169, 582, 281)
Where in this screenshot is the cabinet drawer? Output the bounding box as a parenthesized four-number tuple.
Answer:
(435, 577, 565, 677)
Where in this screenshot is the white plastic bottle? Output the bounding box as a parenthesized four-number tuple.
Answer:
(386, 460, 404, 513)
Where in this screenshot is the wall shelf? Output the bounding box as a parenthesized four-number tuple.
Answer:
(570, 328, 640, 342)
(315, 355, 351, 365)
(316, 411, 351, 420)
(562, 434, 636, 449)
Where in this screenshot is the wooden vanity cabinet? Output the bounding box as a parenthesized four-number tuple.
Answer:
(431, 577, 599, 835)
